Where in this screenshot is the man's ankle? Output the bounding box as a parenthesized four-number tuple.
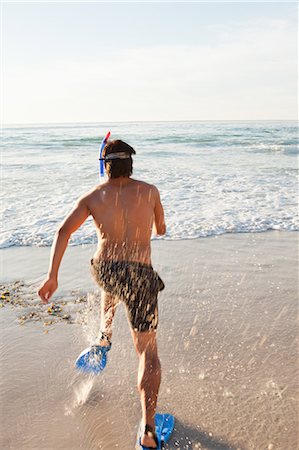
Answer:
(143, 418, 155, 431)
(98, 331, 111, 346)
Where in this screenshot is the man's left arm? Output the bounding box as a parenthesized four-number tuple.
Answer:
(38, 196, 90, 303)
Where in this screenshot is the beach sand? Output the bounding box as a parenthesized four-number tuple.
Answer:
(0, 231, 298, 450)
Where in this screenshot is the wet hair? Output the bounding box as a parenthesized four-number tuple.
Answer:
(103, 140, 136, 179)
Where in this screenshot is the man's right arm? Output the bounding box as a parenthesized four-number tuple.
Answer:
(153, 186, 166, 236)
(38, 195, 90, 303)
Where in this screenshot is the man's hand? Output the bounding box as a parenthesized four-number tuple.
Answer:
(38, 277, 58, 304)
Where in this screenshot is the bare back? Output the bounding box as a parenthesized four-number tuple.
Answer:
(84, 178, 165, 264)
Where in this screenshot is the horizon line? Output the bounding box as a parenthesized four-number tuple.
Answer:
(2, 118, 298, 128)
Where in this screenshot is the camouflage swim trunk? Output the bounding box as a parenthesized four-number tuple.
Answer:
(90, 259, 165, 332)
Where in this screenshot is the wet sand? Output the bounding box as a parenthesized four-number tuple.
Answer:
(0, 231, 298, 450)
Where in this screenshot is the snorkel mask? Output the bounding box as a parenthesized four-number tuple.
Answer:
(99, 132, 135, 179)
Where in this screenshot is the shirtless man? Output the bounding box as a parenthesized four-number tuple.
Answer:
(38, 139, 166, 449)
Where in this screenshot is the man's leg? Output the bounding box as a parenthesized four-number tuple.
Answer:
(131, 330, 161, 448)
(98, 291, 118, 345)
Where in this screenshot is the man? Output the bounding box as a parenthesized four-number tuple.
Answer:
(38, 139, 166, 449)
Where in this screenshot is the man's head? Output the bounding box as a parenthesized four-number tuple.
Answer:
(102, 139, 136, 179)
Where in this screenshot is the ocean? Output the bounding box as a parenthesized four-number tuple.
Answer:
(1, 120, 298, 248)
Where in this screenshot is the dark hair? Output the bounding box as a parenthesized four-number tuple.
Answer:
(103, 140, 136, 179)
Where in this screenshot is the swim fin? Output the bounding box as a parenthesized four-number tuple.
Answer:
(136, 413, 175, 449)
(155, 413, 175, 443)
(75, 344, 111, 374)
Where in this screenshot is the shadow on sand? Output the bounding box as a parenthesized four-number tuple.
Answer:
(164, 419, 243, 450)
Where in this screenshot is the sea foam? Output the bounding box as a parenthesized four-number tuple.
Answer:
(1, 121, 298, 248)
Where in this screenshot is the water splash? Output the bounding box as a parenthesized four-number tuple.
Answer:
(79, 291, 101, 344)
(65, 375, 95, 416)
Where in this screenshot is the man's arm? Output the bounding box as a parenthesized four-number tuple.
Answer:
(153, 187, 166, 236)
(38, 196, 90, 303)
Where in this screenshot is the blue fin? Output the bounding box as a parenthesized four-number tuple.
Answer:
(136, 413, 174, 449)
(75, 344, 111, 374)
(155, 413, 175, 443)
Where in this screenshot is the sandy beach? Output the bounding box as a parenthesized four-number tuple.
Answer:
(0, 231, 298, 450)
(3, 1, 298, 449)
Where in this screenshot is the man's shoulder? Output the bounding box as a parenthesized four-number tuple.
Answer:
(132, 178, 159, 193)
(77, 185, 103, 204)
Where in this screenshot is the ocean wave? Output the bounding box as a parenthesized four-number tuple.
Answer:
(1, 120, 298, 249)
(1, 220, 298, 249)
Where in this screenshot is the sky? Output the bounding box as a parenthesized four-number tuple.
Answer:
(2, 1, 298, 124)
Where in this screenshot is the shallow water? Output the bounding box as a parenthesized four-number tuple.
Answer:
(0, 233, 298, 449)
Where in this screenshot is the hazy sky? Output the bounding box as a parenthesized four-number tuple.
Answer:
(2, 1, 298, 124)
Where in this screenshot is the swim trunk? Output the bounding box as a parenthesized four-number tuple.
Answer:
(90, 259, 165, 332)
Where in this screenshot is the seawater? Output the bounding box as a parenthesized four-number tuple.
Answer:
(1, 120, 298, 248)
